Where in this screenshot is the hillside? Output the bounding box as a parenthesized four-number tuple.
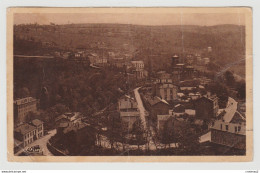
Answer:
(14, 23, 245, 75)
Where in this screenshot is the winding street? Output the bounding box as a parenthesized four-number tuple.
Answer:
(134, 87, 147, 131)
(134, 87, 161, 150)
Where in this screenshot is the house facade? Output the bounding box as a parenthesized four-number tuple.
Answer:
(131, 60, 146, 79)
(118, 95, 141, 130)
(14, 119, 44, 153)
(210, 97, 246, 150)
(154, 72, 178, 101)
(31, 119, 44, 138)
(14, 97, 37, 123)
(195, 95, 219, 120)
(144, 96, 170, 123)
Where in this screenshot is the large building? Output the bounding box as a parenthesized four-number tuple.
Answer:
(195, 95, 219, 120)
(14, 119, 44, 153)
(154, 72, 178, 102)
(171, 55, 196, 82)
(210, 97, 246, 150)
(31, 119, 44, 139)
(14, 97, 37, 124)
(131, 60, 146, 79)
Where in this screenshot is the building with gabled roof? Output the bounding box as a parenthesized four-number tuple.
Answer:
(210, 97, 246, 150)
(194, 94, 219, 120)
(144, 96, 170, 123)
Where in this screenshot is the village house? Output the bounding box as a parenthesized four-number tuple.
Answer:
(131, 60, 146, 80)
(210, 97, 246, 150)
(169, 104, 185, 117)
(144, 96, 170, 123)
(154, 72, 178, 102)
(55, 112, 83, 136)
(14, 119, 44, 153)
(14, 97, 38, 124)
(118, 95, 143, 130)
(171, 54, 197, 81)
(194, 94, 219, 120)
(30, 119, 44, 139)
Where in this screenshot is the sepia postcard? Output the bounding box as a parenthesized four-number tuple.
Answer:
(7, 7, 253, 162)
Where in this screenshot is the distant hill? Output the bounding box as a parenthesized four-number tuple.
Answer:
(14, 23, 245, 75)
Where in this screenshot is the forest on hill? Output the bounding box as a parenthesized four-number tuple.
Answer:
(14, 23, 245, 76)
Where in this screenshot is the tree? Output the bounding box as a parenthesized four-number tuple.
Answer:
(207, 83, 228, 108)
(236, 81, 246, 100)
(18, 87, 30, 98)
(40, 87, 49, 110)
(225, 70, 235, 87)
(106, 112, 122, 149)
(132, 119, 145, 150)
(161, 118, 175, 148)
(177, 125, 200, 155)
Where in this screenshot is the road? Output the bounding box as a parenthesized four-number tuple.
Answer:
(134, 87, 147, 130)
(96, 87, 177, 152)
(134, 87, 161, 150)
(15, 129, 57, 156)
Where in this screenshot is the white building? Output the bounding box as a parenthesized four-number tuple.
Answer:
(131, 61, 146, 79)
(210, 97, 246, 150)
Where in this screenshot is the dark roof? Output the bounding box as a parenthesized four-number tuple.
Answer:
(14, 97, 37, 105)
(31, 119, 43, 126)
(197, 95, 218, 103)
(55, 114, 68, 122)
(147, 96, 169, 106)
(230, 112, 246, 123)
(173, 104, 185, 113)
(14, 123, 36, 135)
(63, 122, 89, 134)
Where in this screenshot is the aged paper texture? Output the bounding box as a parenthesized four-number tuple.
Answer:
(7, 7, 253, 162)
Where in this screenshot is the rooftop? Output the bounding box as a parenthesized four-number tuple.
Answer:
(218, 97, 245, 123)
(157, 114, 172, 121)
(14, 97, 37, 105)
(14, 123, 36, 135)
(31, 119, 43, 126)
(63, 122, 90, 134)
(147, 96, 169, 106)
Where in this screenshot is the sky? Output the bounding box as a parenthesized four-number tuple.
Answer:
(14, 12, 245, 26)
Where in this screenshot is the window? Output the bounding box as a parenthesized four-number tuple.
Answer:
(226, 125, 229, 131)
(238, 126, 241, 132)
(220, 124, 222, 130)
(235, 126, 238, 132)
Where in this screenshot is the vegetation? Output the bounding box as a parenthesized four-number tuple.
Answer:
(14, 23, 245, 74)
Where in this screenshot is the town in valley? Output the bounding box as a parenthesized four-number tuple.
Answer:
(13, 19, 246, 156)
